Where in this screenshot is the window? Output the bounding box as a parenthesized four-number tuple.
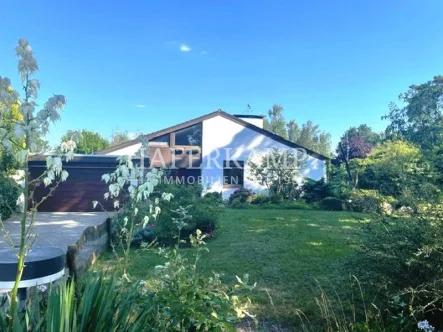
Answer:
(174, 123, 202, 146)
(150, 134, 170, 145)
(223, 160, 244, 187)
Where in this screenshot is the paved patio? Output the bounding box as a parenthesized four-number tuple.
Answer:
(0, 212, 110, 253)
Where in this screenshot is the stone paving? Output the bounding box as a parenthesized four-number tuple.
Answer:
(0, 212, 110, 253)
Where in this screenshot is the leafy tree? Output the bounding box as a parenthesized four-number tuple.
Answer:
(111, 130, 130, 146)
(264, 104, 288, 139)
(296, 121, 331, 157)
(335, 124, 382, 185)
(0, 91, 23, 173)
(336, 124, 381, 162)
(383, 75, 443, 152)
(62, 129, 110, 154)
(357, 140, 439, 202)
(264, 105, 332, 156)
(286, 120, 300, 142)
(33, 135, 51, 153)
(248, 148, 304, 199)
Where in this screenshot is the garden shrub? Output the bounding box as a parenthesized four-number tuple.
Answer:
(228, 187, 254, 204)
(302, 175, 351, 204)
(142, 232, 256, 331)
(229, 197, 249, 209)
(301, 178, 329, 203)
(270, 193, 283, 204)
(119, 184, 221, 246)
(319, 197, 343, 211)
(350, 211, 443, 329)
(252, 193, 269, 205)
(347, 189, 393, 214)
(132, 227, 155, 247)
(203, 191, 223, 205)
(0, 174, 19, 220)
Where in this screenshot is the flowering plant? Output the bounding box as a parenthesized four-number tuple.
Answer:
(94, 155, 173, 278)
(0, 38, 78, 324)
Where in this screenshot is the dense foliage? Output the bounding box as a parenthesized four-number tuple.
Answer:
(62, 129, 110, 154)
(0, 235, 255, 331)
(319, 197, 343, 211)
(228, 187, 254, 206)
(117, 184, 221, 246)
(336, 124, 381, 162)
(349, 207, 443, 328)
(248, 148, 303, 200)
(0, 174, 19, 220)
(384, 75, 443, 152)
(263, 104, 332, 156)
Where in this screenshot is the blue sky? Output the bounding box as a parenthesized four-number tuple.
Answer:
(1, 0, 442, 149)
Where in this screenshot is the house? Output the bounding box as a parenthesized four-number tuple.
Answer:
(98, 110, 328, 199)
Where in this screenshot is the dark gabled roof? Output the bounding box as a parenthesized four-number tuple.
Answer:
(97, 110, 330, 160)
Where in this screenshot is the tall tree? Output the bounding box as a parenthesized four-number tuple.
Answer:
(383, 75, 443, 152)
(286, 120, 300, 142)
(111, 130, 130, 146)
(0, 93, 23, 173)
(264, 104, 332, 156)
(33, 136, 51, 153)
(336, 124, 381, 162)
(62, 129, 110, 154)
(264, 104, 288, 139)
(297, 121, 331, 156)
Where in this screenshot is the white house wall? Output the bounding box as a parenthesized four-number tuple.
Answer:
(201, 115, 326, 199)
(235, 117, 264, 128)
(103, 142, 142, 156)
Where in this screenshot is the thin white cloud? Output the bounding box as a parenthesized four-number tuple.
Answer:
(180, 44, 192, 52)
(135, 104, 146, 108)
(201, 50, 208, 55)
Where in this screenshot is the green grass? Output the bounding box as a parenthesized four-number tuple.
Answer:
(96, 208, 368, 327)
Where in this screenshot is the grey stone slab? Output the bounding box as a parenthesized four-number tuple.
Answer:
(0, 212, 111, 253)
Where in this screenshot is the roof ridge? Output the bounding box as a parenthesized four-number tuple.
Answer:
(96, 109, 329, 160)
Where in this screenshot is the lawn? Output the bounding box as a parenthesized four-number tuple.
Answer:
(96, 208, 368, 328)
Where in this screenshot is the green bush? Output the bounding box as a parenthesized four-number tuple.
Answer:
(132, 227, 155, 247)
(270, 193, 283, 204)
(228, 187, 254, 204)
(229, 197, 249, 209)
(113, 184, 221, 247)
(319, 197, 343, 211)
(347, 189, 393, 214)
(154, 184, 220, 245)
(350, 214, 443, 328)
(252, 193, 269, 205)
(142, 233, 255, 331)
(0, 174, 19, 220)
(302, 178, 330, 203)
(203, 191, 223, 205)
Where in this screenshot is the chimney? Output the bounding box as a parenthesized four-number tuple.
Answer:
(233, 114, 265, 129)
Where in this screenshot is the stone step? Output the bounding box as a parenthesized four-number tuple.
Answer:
(67, 233, 108, 280)
(73, 217, 110, 253)
(66, 217, 111, 280)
